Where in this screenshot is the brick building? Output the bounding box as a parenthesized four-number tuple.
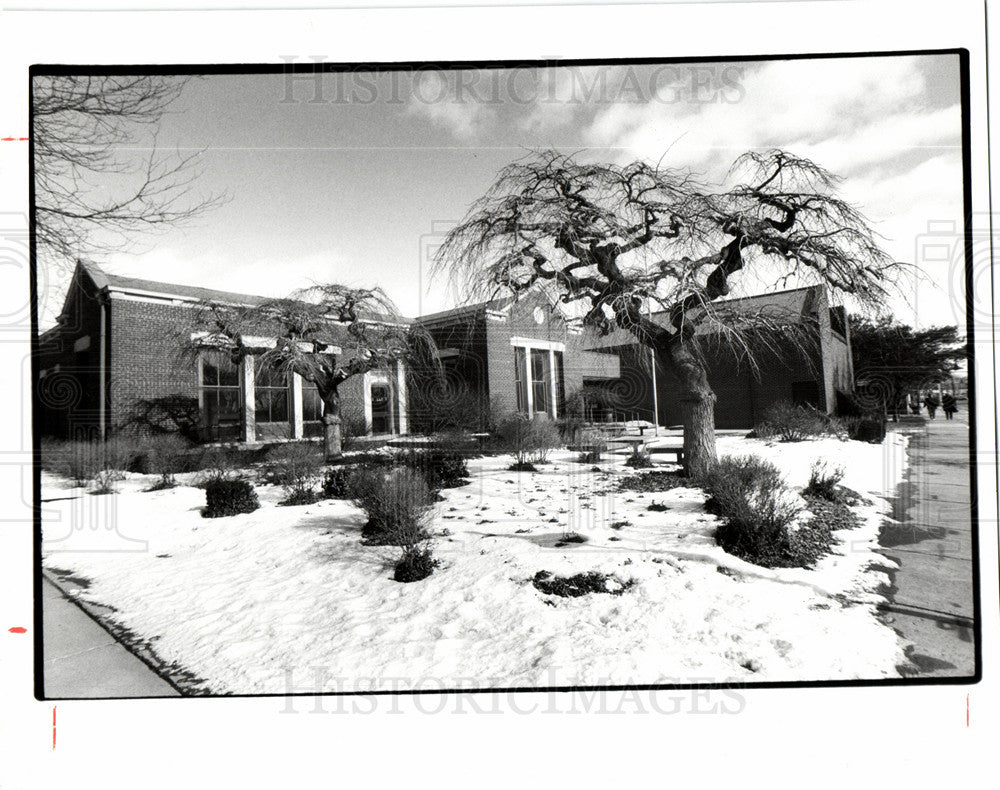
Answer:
(36, 263, 852, 441)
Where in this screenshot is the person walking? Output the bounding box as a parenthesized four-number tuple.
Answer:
(942, 392, 958, 420)
(924, 392, 940, 419)
(909, 394, 922, 415)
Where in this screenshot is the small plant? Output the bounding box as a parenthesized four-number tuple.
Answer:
(401, 448, 468, 490)
(91, 468, 124, 495)
(804, 460, 845, 501)
(136, 433, 191, 490)
(576, 428, 608, 463)
(624, 446, 654, 468)
(753, 401, 831, 442)
(196, 446, 244, 487)
(496, 413, 561, 469)
(321, 466, 355, 499)
(203, 478, 260, 517)
(647, 500, 669, 512)
(844, 415, 887, 443)
(394, 546, 437, 583)
(259, 443, 324, 505)
(698, 455, 803, 567)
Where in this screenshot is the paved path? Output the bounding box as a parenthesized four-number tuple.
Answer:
(878, 412, 977, 677)
(42, 575, 180, 698)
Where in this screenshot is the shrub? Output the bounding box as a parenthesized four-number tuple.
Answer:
(401, 448, 468, 490)
(698, 455, 803, 567)
(196, 446, 244, 487)
(351, 466, 434, 545)
(394, 546, 437, 583)
(753, 401, 831, 442)
(341, 415, 368, 451)
(496, 413, 561, 466)
(258, 443, 324, 504)
(804, 461, 845, 501)
(92, 468, 124, 495)
(576, 428, 607, 463)
(134, 433, 192, 489)
(845, 415, 886, 443)
(203, 479, 260, 518)
(624, 446, 654, 468)
(42, 438, 135, 485)
(322, 466, 355, 499)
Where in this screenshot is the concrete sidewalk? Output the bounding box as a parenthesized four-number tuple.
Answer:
(42, 575, 180, 698)
(878, 412, 977, 677)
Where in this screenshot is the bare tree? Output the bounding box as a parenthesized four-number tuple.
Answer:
(32, 75, 222, 266)
(434, 149, 901, 477)
(187, 285, 426, 460)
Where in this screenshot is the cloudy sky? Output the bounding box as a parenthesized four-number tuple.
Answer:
(38, 53, 965, 330)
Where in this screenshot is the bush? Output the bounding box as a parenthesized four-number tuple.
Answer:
(753, 401, 832, 442)
(42, 438, 134, 485)
(400, 448, 468, 490)
(576, 428, 607, 463)
(394, 546, 437, 583)
(845, 415, 886, 443)
(92, 468, 124, 495)
(804, 461, 845, 501)
(351, 466, 434, 546)
(624, 446, 654, 468)
(532, 570, 633, 598)
(196, 446, 245, 487)
(258, 443, 324, 504)
(133, 433, 192, 489)
(698, 455, 803, 567)
(203, 478, 260, 518)
(496, 413, 561, 466)
(322, 466, 355, 499)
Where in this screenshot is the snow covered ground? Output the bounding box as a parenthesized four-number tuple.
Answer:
(41, 431, 910, 694)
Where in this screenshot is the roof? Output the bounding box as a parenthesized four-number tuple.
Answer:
(583, 285, 824, 350)
(76, 261, 411, 325)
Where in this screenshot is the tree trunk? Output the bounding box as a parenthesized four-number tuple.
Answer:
(661, 339, 717, 478)
(320, 387, 343, 461)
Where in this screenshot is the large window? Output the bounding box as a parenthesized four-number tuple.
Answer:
(254, 358, 290, 427)
(302, 383, 324, 438)
(200, 351, 241, 441)
(512, 343, 564, 418)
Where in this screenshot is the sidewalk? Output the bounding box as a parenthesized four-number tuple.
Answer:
(42, 575, 180, 698)
(878, 412, 977, 677)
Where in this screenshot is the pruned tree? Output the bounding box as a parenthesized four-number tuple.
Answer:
(849, 315, 966, 420)
(186, 285, 428, 460)
(434, 149, 901, 476)
(32, 75, 223, 267)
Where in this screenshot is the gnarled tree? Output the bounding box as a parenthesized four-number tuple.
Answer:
(187, 285, 424, 460)
(434, 149, 900, 476)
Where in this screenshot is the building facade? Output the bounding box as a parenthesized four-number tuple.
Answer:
(36, 264, 853, 442)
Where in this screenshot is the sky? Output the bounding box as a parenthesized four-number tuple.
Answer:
(37, 53, 965, 331)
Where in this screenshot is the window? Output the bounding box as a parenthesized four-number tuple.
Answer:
(512, 343, 563, 418)
(303, 384, 324, 423)
(514, 346, 528, 413)
(530, 348, 551, 416)
(200, 351, 241, 441)
(254, 358, 289, 425)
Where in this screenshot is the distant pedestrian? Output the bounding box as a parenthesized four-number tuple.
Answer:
(909, 394, 921, 415)
(924, 393, 940, 419)
(942, 393, 958, 420)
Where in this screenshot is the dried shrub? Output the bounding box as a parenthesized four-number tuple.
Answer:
(804, 460, 845, 501)
(698, 455, 804, 567)
(532, 570, 633, 598)
(624, 446, 654, 468)
(400, 448, 469, 490)
(753, 401, 832, 442)
(496, 413, 561, 467)
(258, 443, 324, 505)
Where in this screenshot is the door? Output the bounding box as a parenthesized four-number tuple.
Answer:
(370, 383, 391, 434)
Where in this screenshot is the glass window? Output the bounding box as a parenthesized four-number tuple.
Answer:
(514, 346, 528, 413)
(200, 351, 242, 441)
(531, 348, 551, 417)
(553, 350, 565, 418)
(254, 358, 289, 424)
(303, 384, 324, 423)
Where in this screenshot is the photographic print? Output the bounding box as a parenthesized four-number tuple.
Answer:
(32, 52, 979, 699)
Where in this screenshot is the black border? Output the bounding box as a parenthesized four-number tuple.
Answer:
(30, 48, 986, 701)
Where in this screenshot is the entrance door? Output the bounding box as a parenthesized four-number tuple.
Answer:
(370, 384, 392, 434)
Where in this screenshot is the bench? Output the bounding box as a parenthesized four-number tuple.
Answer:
(648, 445, 685, 464)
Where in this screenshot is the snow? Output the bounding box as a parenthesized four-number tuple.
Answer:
(41, 431, 910, 694)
